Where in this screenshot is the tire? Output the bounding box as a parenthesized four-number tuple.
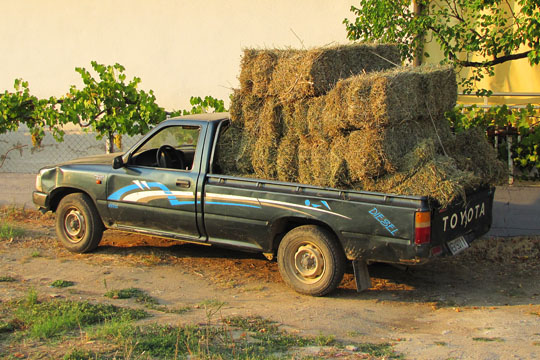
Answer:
(277, 225, 345, 296)
(55, 193, 104, 253)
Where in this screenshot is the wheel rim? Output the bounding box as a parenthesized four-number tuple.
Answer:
(292, 242, 325, 284)
(63, 208, 86, 243)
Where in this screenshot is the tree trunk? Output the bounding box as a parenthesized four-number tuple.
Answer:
(412, 1, 425, 67)
(105, 132, 114, 154)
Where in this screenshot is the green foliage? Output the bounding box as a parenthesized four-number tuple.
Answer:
(0, 60, 228, 155)
(63, 61, 166, 140)
(0, 62, 167, 151)
(0, 223, 24, 240)
(104, 287, 148, 300)
(344, 0, 540, 94)
(447, 104, 540, 173)
(14, 296, 147, 339)
(0, 276, 16, 282)
(0, 79, 62, 146)
(50, 280, 75, 288)
(169, 95, 227, 117)
(104, 287, 189, 313)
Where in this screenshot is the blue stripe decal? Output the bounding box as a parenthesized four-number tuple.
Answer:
(205, 201, 261, 209)
(108, 184, 141, 201)
(170, 200, 196, 206)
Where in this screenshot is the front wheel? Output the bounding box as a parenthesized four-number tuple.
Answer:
(277, 225, 345, 296)
(55, 193, 104, 253)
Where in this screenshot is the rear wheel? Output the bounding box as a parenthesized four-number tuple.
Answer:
(277, 225, 345, 296)
(55, 193, 104, 253)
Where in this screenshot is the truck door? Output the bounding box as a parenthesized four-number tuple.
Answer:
(106, 124, 205, 240)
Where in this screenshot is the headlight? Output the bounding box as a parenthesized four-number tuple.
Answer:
(35, 169, 48, 192)
(35, 173, 42, 192)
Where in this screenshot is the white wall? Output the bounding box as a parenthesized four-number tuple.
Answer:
(0, 0, 353, 110)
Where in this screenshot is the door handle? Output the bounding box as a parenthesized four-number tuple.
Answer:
(176, 179, 191, 188)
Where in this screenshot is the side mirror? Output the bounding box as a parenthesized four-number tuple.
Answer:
(112, 156, 124, 169)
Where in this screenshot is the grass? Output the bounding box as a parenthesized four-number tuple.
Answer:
(104, 287, 191, 314)
(0, 275, 16, 282)
(0, 222, 24, 240)
(0, 291, 403, 360)
(472, 337, 505, 342)
(1, 289, 147, 340)
(198, 299, 227, 308)
(31, 250, 41, 258)
(50, 280, 75, 288)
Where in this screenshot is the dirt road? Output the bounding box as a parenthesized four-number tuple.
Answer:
(1, 209, 539, 359)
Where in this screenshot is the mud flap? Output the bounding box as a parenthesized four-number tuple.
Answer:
(352, 260, 371, 292)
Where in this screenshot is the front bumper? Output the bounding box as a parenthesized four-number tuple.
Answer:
(32, 191, 49, 211)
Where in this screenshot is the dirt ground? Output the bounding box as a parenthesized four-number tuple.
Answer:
(1, 208, 539, 360)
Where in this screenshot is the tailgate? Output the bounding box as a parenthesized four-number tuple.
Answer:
(431, 187, 495, 252)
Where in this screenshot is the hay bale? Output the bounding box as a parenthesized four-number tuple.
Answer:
(293, 134, 350, 189)
(215, 123, 255, 174)
(250, 98, 284, 179)
(238, 49, 277, 96)
(418, 65, 458, 119)
(239, 44, 400, 101)
(445, 128, 507, 185)
(276, 134, 299, 182)
(343, 121, 446, 181)
(284, 97, 328, 138)
(363, 139, 482, 206)
(297, 135, 313, 185)
(322, 65, 456, 135)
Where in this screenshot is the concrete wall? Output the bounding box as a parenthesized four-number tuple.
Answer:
(0, 0, 352, 111)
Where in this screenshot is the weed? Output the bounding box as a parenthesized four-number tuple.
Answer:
(0, 276, 16, 282)
(104, 287, 149, 301)
(0, 223, 24, 240)
(26, 288, 38, 305)
(347, 330, 363, 337)
(63, 348, 103, 360)
(356, 342, 403, 358)
(12, 291, 147, 339)
(198, 299, 226, 308)
(0, 321, 15, 334)
(50, 280, 75, 288)
(435, 341, 448, 346)
(103, 287, 187, 313)
(31, 250, 41, 258)
(167, 305, 192, 314)
(472, 337, 505, 342)
(314, 334, 336, 346)
(244, 284, 266, 292)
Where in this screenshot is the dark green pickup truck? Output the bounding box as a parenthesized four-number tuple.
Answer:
(33, 113, 495, 296)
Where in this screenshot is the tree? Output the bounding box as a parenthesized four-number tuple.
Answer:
(0, 79, 63, 147)
(1, 61, 228, 158)
(343, 0, 540, 94)
(62, 62, 167, 152)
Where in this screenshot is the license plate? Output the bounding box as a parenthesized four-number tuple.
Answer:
(447, 236, 469, 255)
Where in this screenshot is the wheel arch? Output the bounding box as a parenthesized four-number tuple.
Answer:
(269, 217, 344, 255)
(49, 187, 97, 213)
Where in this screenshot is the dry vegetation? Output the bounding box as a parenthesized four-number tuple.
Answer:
(216, 44, 506, 206)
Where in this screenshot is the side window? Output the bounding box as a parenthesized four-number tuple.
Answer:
(131, 125, 200, 170)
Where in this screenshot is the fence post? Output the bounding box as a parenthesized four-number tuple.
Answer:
(507, 135, 514, 185)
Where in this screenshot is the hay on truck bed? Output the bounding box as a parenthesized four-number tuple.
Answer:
(279, 65, 457, 184)
(238, 44, 400, 102)
(217, 46, 505, 207)
(322, 65, 457, 135)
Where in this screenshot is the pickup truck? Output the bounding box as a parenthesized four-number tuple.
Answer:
(33, 113, 495, 296)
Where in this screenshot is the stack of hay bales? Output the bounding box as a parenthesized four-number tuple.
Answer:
(215, 44, 505, 206)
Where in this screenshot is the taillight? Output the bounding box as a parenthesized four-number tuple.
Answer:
(415, 211, 431, 245)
